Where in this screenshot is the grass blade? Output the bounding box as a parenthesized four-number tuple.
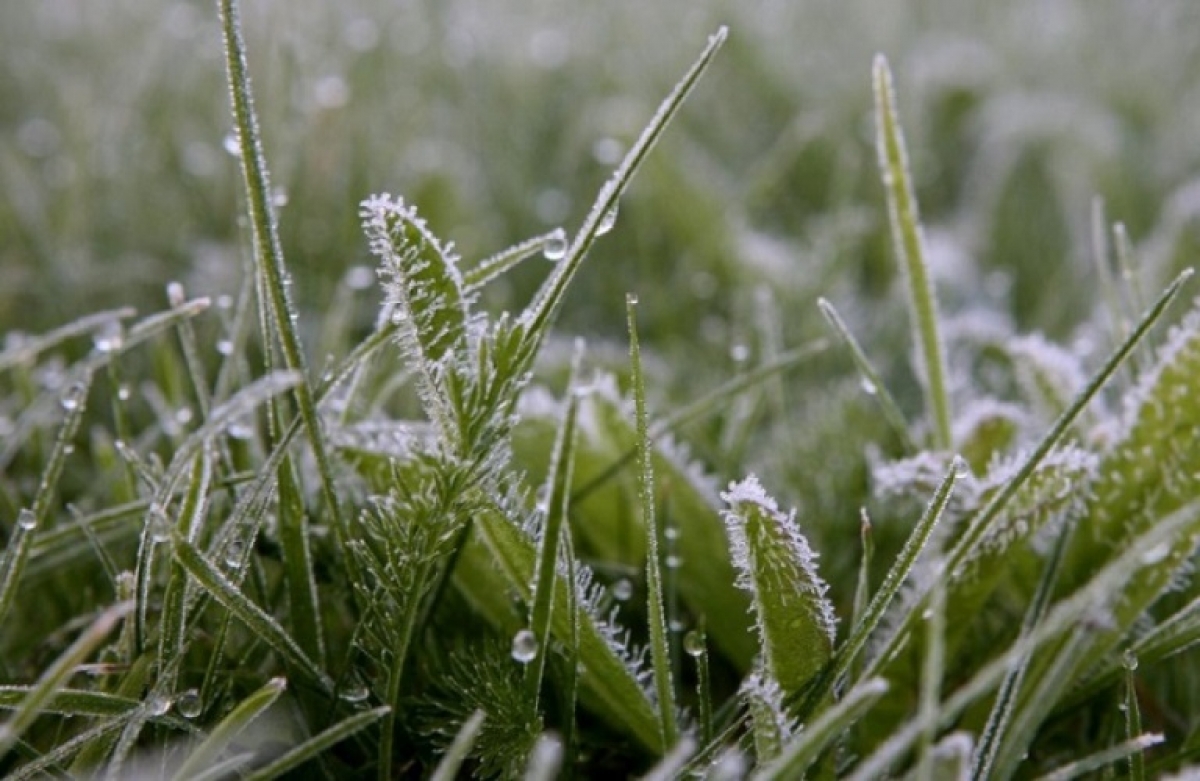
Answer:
(431, 709, 486, 781)
(0, 307, 135, 373)
(170, 677, 287, 781)
(0, 601, 132, 758)
(627, 295, 679, 749)
(1035, 734, 1164, 781)
(241, 705, 390, 781)
(172, 535, 332, 695)
(873, 54, 952, 449)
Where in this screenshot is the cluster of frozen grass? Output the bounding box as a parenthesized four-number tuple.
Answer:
(5, 0, 1200, 778)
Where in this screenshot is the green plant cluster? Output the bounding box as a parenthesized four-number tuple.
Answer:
(5, 1, 1200, 779)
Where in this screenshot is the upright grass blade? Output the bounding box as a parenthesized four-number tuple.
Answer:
(430, 710, 487, 781)
(170, 677, 287, 781)
(524, 362, 582, 710)
(720, 475, 837, 698)
(216, 0, 348, 559)
(241, 706, 390, 781)
(627, 295, 679, 750)
(518, 27, 727, 359)
(0, 375, 91, 628)
(0, 601, 133, 759)
(915, 561, 947, 781)
(1124, 653, 1147, 781)
(873, 54, 952, 449)
(817, 298, 917, 453)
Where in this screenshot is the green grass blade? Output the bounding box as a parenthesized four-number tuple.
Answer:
(1035, 734, 1164, 781)
(0, 601, 132, 758)
(0, 307, 134, 373)
(519, 27, 727, 357)
(524, 364, 582, 709)
(754, 678, 889, 781)
(872, 54, 952, 449)
(817, 298, 917, 453)
(915, 562, 947, 781)
(5, 715, 130, 781)
(169, 677, 286, 781)
(464, 229, 566, 292)
(276, 458, 326, 667)
(0, 375, 91, 628)
(431, 709, 487, 781)
(720, 475, 837, 698)
(1124, 654, 1147, 781)
(241, 705, 389, 781)
(172, 534, 332, 694)
(216, 0, 348, 566)
(627, 295, 679, 749)
(0, 688, 139, 718)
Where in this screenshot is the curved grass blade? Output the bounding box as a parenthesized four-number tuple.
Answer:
(0, 688, 139, 718)
(241, 705, 389, 781)
(628, 296, 678, 748)
(464, 229, 566, 292)
(5, 714, 129, 781)
(0, 601, 132, 759)
(169, 677, 286, 781)
(1035, 734, 1164, 781)
(873, 54, 952, 449)
(818, 298, 916, 453)
(431, 710, 486, 781)
(0, 307, 135, 373)
(519, 27, 727, 358)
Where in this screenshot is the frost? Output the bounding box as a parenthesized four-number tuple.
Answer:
(1008, 332, 1087, 418)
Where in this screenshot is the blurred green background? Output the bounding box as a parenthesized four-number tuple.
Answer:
(3, 0, 1200, 581)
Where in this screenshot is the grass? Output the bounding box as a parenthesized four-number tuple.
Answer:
(5, 0, 1200, 778)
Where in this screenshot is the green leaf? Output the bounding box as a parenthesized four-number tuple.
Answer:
(720, 475, 836, 698)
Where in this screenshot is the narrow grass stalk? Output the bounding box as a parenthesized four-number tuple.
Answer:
(0, 601, 132, 758)
(0, 374, 91, 628)
(5, 715, 129, 781)
(166, 281, 213, 420)
(873, 55, 952, 449)
(851, 509, 874, 632)
(464, 230, 566, 292)
(523, 734, 564, 781)
(915, 562, 947, 781)
(216, 0, 348, 558)
(0, 688, 139, 718)
(519, 27, 727, 353)
(241, 705, 389, 781)
(1124, 654, 1146, 781)
(688, 623, 714, 747)
(628, 295, 679, 749)
(525, 371, 581, 709)
(0, 307, 135, 373)
(1035, 734, 1164, 781)
(818, 298, 916, 452)
(972, 526, 1071, 779)
(823, 458, 960, 697)
(430, 710, 487, 781)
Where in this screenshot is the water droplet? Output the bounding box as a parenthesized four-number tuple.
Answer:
(596, 203, 619, 236)
(17, 508, 38, 531)
(542, 228, 568, 261)
(271, 187, 289, 208)
(921, 608, 934, 620)
(612, 579, 633, 601)
(226, 422, 253, 441)
(224, 539, 246, 568)
(146, 694, 172, 716)
(148, 503, 171, 543)
(345, 265, 376, 290)
(166, 281, 186, 306)
(175, 407, 194, 426)
(665, 554, 683, 569)
(669, 618, 687, 632)
(626, 293, 639, 306)
(60, 382, 86, 412)
(222, 132, 242, 158)
(216, 294, 234, 310)
(664, 527, 679, 541)
(117, 384, 131, 402)
(683, 631, 705, 658)
(1140, 542, 1171, 565)
(339, 681, 370, 703)
(390, 308, 409, 325)
(729, 343, 750, 363)
(92, 321, 124, 353)
(1122, 650, 1139, 671)
(176, 689, 202, 718)
(216, 339, 234, 356)
(511, 629, 538, 663)
(859, 377, 878, 396)
(951, 456, 971, 480)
